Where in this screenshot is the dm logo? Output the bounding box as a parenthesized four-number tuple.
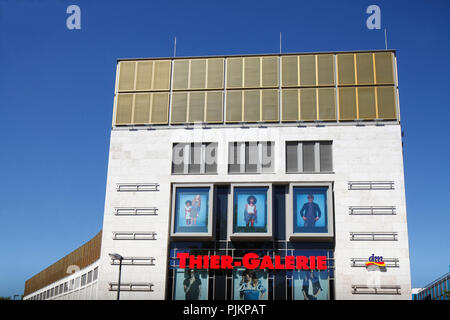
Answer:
(365, 254, 386, 272)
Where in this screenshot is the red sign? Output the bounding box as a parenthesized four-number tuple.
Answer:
(177, 253, 327, 270)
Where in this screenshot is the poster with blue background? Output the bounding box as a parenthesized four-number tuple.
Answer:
(293, 270, 329, 300)
(233, 268, 268, 300)
(293, 187, 328, 233)
(174, 187, 209, 233)
(233, 187, 268, 233)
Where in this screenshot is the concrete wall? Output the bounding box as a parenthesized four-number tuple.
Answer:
(96, 123, 411, 300)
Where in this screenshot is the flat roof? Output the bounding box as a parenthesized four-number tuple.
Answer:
(117, 49, 397, 62)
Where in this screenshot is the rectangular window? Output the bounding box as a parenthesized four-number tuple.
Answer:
(87, 271, 93, 284)
(286, 141, 333, 173)
(228, 142, 274, 174)
(81, 274, 87, 286)
(93, 267, 98, 281)
(172, 143, 218, 174)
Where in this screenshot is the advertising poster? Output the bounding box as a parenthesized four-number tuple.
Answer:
(233, 268, 268, 300)
(173, 268, 209, 300)
(293, 187, 328, 233)
(293, 269, 329, 300)
(233, 187, 268, 233)
(174, 187, 210, 233)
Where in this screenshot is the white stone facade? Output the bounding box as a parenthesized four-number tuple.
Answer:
(94, 122, 411, 300)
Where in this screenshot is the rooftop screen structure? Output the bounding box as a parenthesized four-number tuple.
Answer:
(113, 50, 398, 126)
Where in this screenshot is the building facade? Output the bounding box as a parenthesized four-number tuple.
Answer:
(24, 50, 412, 300)
(413, 269, 450, 300)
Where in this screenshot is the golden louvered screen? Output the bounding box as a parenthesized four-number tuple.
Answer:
(207, 58, 224, 89)
(356, 53, 375, 84)
(337, 54, 355, 85)
(299, 55, 316, 86)
(244, 57, 260, 88)
(118, 61, 136, 91)
(357, 87, 376, 119)
(282, 56, 298, 87)
(300, 88, 317, 120)
(261, 89, 279, 121)
(282, 89, 299, 121)
(227, 58, 243, 88)
(133, 93, 151, 124)
(244, 90, 260, 122)
(317, 55, 335, 86)
(114, 52, 398, 126)
(226, 90, 243, 122)
(318, 88, 336, 120)
(171, 92, 188, 123)
(115, 93, 169, 125)
(377, 86, 397, 119)
(261, 56, 278, 87)
(116, 94, 133, 124)
(375, 52, 394, 84)
(205, 91, 223, 122)
(338, 87, 357, 120)
(188, 91, 205, 122)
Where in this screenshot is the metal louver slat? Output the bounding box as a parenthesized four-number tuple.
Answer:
(205, 91, 223, 122)
(282, 89, 299, 121)
(226, 58, 243, 88)
(299, 55, 316, 86)
(300, 88, 317, 121)
(261, 56, 278, 87)
(261, 89, 279, 121)
(317, 55, 335, 86)
(244, 57, 260, 88)
(190, 59, 206, 89)
(173, 60, 189, 90)
(375, 52, 394, 84)
(116, 94, 133, 125)
(118, 61, 136, 91)
(207, 58, 224, 89)
(133, 93, 151, 124)
(356, 53, 375, 84)
(152, 60, 171, 90)
(171, 92, 188, 123)
(338, 87, 357, 120)
(188, 91, 205, 122)
(337, 54, 355, 85)
(318, 88, 336, 120)
(377, 86, 397, 119)
(244, 90, 260, 122)
(135, 61, 153, 91)
(358, 87, 376, 119)
(226, 90, 243, 122)
(281, 56, 298, 87)
(150, 93, 169, 124)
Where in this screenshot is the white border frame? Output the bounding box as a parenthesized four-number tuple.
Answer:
(170, 183, 214, 239)
(228, 183, 273, 240)
(287, 182, 334, 241)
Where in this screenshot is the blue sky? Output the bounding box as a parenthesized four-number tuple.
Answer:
(0, 0, 449, 297)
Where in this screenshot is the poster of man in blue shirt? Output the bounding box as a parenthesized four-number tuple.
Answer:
(293, 187, 328, 233)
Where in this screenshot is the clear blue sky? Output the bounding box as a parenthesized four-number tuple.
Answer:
(0, 0, 449, 298)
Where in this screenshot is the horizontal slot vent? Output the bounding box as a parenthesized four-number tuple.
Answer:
(350, 232, 398, 241)
(112, 232, 157, 240)
(348, 181, 394, 190)
(114, 207, 158, 216)
(116, 183, 159, 192)
(109, 283, 154, 292)
(350, 258, 399, 267)
(349, 206, 396, 215)
(110, 257, 156, 266)
(352, 285, 401, 295)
